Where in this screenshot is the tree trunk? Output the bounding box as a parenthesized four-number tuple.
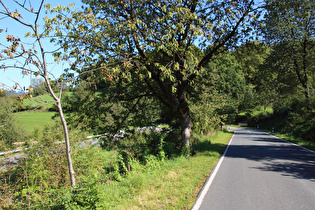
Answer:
(57, 102, 76, 187)
(180, 111, 192, 148)
(44, 75, 76, 187)
(177, 86, 192, 148)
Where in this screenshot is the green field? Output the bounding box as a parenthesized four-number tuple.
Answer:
(17, 93, 73, 133)
(24, 94, 57, 110)
(23, 92, 72, 110)
(239, 106, 273, 116)
(15, 111, 57, 133)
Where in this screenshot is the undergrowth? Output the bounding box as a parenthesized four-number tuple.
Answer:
(0, 126, 233, 209)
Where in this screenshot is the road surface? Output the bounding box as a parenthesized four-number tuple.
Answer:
(193, 127, 315, 210)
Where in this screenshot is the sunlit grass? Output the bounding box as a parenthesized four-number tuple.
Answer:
(15, 111, 57, 133)
(23, 92, 72, 110)
(268, 132, 315, 152)
(95, 131, 233, 209)
(239, 106, 273, 116)
(24, 94, 56, 109)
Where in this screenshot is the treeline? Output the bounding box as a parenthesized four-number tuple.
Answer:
(0, 0, 314, 208)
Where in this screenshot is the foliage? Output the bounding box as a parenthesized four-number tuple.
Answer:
(62, 82, 163, 135)
(189, 52, 247, 127)
(0, 96, 27, 151)
(234, 40, 271, 85)
(262, 0, 315, 100)
(0, 129, 232, 209)
(47, 0, 261, 147)
(103, 129, 169, 176)
(248, 95, 315, 142)
(30, 78, 47, 96)
(0, 0, 77, 186)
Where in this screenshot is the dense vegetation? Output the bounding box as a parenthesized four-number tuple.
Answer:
(0, 0, 314, 208)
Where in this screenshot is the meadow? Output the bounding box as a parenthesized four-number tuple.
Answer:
(16, 93, 69, 133)
(15, 111, 57, 133)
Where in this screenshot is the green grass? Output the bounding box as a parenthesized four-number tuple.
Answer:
(16, 92, 73, 133)
(252, 106, 273, 116)
(0, 130, 233, 209)
(266, 131, 315, 152)
(24, 92, 72, 110)
(24, 94, 56, 110)
(239, 106, 273, 116)
(93, 131, 233, 209)
(15, 111, 57, 133)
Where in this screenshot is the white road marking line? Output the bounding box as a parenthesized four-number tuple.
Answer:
(191, 133, 236, 210)
(271, 134, 315, 154)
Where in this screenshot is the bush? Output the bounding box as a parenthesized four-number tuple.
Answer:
(0, 96, 27, 150)
(105, 130, 169, 174)
(248, 96, 315, 142)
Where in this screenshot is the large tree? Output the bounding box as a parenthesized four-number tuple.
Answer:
(51, 0, 261, 148)
(262, 0, 315, 101)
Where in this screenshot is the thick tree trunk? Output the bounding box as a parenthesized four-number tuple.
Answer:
(177, 86, 192, 148)
(180, 111, 192, 148)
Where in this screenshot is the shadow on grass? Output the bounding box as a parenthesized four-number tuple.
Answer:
(192, 140, 227, 157)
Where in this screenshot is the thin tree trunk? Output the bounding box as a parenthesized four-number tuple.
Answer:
(57, 102, 76, 187)
(44, 75, 76, 187)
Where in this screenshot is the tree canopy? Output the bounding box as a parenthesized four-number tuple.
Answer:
(49, 0, 261, 147)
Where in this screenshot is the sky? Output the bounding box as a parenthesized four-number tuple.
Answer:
(1, 0, 265, 91)
(0, 0, 82, 91)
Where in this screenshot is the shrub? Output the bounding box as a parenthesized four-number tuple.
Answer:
(0, 96, 27, 150)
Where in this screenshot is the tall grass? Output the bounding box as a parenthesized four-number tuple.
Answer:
(0, 130, 233, 209)
(93, 131, 233, 209)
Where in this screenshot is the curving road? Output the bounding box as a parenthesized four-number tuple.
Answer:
(192, 127, 315, 210)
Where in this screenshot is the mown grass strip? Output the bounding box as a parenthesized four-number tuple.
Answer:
(15, 111, 57, 133)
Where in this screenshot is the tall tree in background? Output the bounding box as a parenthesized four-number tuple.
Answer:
(263, 0, 315, 102)
(0, 0, 76, 186)
(52, 0, 260, 148)
(234, 41, 271, 111)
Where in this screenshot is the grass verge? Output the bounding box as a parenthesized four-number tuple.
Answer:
(0, 130, 233, 209)
(267, 131, 315, 152)
(94, 131, 233, 209)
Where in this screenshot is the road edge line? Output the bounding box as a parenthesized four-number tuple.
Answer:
(271, 134, 315, 154)
(191, 132, 236, 210)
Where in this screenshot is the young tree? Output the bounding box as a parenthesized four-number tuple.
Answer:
(0, 0, 76, 186)
(51, 0, 261, 148)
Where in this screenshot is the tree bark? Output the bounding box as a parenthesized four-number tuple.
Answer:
(57, 102, 76, 187)
(44, 76, 76, 187)
(180, 111, 192, 148)
(177, 86, 192, 148)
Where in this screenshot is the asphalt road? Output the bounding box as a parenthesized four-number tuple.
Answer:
(193, 127, 315, 210)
